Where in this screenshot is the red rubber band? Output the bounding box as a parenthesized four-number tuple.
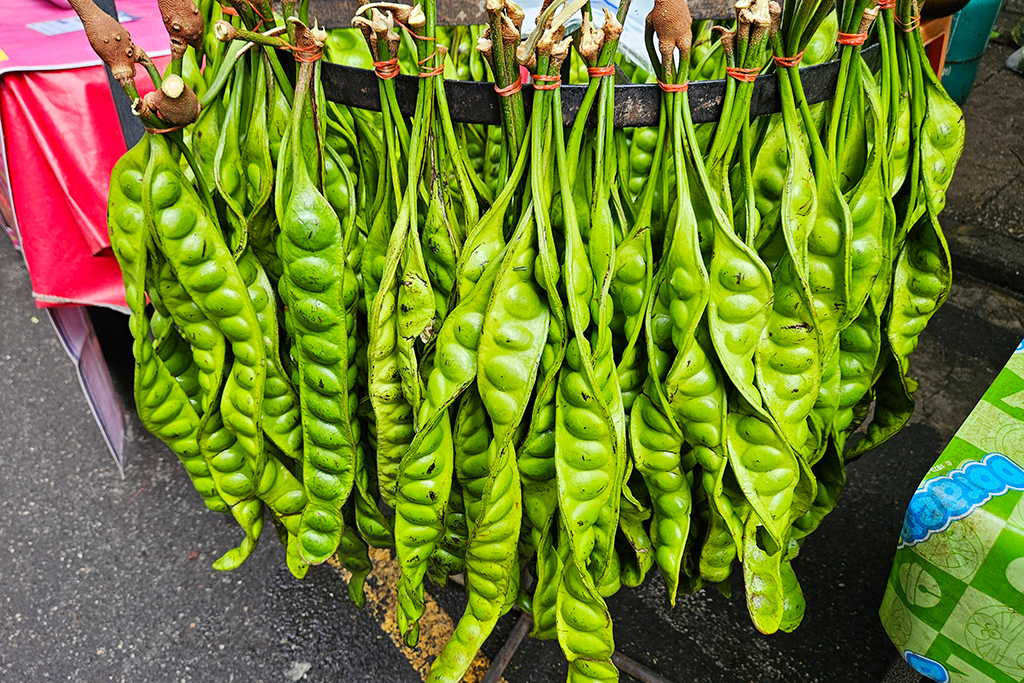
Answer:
(657, 80, 689, 93)
(773, 51, 805, 67)
(221, 6, 239, 15)
(373, 57, 401, 80)
(494, 77, 523, 97)
(877, 0, 895, 9)
(533, 74, 561, 90)
(587, 65, 615, 78)
(837, 31, 868, 45)
(725, 66, 759, 83)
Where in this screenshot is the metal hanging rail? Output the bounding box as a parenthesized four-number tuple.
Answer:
(319, 43, 880, 127)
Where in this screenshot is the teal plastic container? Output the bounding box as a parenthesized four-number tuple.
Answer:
(941, 0, 1005, 104)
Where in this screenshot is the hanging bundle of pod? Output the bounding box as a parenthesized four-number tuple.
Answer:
(73, 0, 962, 678)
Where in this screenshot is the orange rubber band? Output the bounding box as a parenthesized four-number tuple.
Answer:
(294, 44, 323, 63)
(393, 20, 435, 44)
(373, 57, 401, 80)
(144, 123, 186, 134)
(246, 0, 270, 22)
(657, 80, 689, 93)
(587, 65, 615, 78)
(877, 0, 895, 9)
(495, 77, 523, 97)
(773, 51, 805, 67)
(221, 6, 239, 15)
(837, 31, 868, 45)
(418, 63, 445, 77)
(533, 74, 561, 90)
(418, 52, 445, 77)
(895, 14, 920, 31)
(725, 66, 759, 83)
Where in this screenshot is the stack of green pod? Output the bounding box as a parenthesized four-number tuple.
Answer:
(76, 0, 964, 678)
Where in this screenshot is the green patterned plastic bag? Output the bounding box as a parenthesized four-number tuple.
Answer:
(881, 339, 1024, 683)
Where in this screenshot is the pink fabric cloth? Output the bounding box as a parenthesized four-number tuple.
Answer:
(0, 0, 170, 309)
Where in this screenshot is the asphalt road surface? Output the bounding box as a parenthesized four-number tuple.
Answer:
(3, 228, 1023, 683)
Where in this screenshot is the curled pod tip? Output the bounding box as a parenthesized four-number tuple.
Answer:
(712, 26, 735, 61)
(578, 12, 604, 63)
(156, 0, 203, 59)
(549, 34, 573, 71)
(602, 8, 624, 43)
(499, 13, 521, 44)
(515, 40, 534, 67)
(370, 8, 388, 34)
(408, 4, 426, 31)
(290, 18, 325, 57)
(351, 16, 378, 57)
(357, 1, 414, 25)
(477, 35, 494, 61)
(505, 0, 526, 29)
(859, 6, 880, 33)
(373, 11, 401, 53)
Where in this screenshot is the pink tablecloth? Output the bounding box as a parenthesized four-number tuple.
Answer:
(0, 0, 171, 310)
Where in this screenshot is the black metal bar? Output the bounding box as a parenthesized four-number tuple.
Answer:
(481, 612, 533, 683)
(309, 0, 736, 28)
(320, 43, 880, 127)
(611, 651, 678, 683)
(472, 602, 678, 683)
(93, 0, 146, 149)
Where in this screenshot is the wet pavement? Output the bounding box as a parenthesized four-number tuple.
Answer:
(3, 244, 1023, 683)
(3, 36, 1024, 683)
(942, 38, 1024, 300)
(944, 41, 1024, 242)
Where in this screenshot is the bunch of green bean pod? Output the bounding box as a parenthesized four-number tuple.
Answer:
(79, 0, 964, 677)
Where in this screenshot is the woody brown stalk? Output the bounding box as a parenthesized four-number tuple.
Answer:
(67, 0, 139, 91)
(647, 0, 692, 74)
(138, 74, 202, 127)
(157, 0, 204, 62)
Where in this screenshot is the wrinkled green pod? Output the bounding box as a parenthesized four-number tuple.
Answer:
(144, 136, 267, 507)
(277, 64, 357, 565)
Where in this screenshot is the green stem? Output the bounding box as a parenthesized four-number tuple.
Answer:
(167, 56, 183, 79)
(739, 100, 756, 247)
(225, 24, 293, 50)
(485, 8, 525, 172)
(263, 46, 296, 107)
(168, 129, 215, 211)
(137, 51, 163, 89)
(568, 3, 631, 186)
(199, 41, 244, 109)
(799, 0, 839, 51)
(633, 98, 668, 229)
(283, 1, 296, 42)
